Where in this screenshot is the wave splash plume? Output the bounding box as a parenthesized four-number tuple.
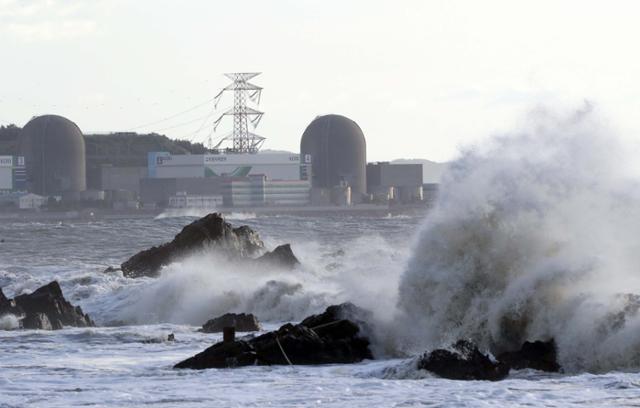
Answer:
(398, 107, 640, 372)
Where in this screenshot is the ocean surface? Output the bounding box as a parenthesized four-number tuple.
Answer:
(1, 211, 639, 407)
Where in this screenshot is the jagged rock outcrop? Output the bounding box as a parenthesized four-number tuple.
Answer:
(120, 213, 299, 278)
(0, 281, 94, 330)
(497, 339, 560, 372)
(200, 313, 262, 333)
(121, 213, 263, 278)
(418, 338, 562, 380)
(255, 244, 299, 269)
(175, 303, 373, 369)
(418, 340, 510, 381)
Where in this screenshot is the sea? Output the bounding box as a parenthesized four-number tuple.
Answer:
(1, 211, 639, 408)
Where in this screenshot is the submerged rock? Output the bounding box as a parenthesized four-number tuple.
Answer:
(0, 281, 94, 330)
(418, 340, 509, 381)
(175, 303, 373, 369)
(121, 213, 299, 278)
(200, 313, 262, 333)
(497, 339, 560, 372)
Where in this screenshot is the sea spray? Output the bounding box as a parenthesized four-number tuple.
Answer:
(96, 233, 406, 326)
(397, 107, 640, 372)
(0, 314, 20, 330)
(155, 209, 257, 220)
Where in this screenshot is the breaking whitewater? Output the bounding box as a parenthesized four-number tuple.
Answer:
(2, 109, 640, 407)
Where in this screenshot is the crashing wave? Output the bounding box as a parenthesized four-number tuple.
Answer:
(397, 106, 640, 372)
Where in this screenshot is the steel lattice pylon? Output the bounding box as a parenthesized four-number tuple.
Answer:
(212, 72, 265, 153)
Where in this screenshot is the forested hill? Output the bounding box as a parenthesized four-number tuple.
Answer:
(84, 132, 207, 167)
(0, 125, 207, 165)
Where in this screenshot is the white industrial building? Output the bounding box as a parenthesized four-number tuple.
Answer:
(0, 156, 26, 193)
(144, 151, 311, 208)
(148, 152, 307, 181)
(223, 175, 310, 207)
(168, 192, 223, 209)
(18, 193, 48, 209)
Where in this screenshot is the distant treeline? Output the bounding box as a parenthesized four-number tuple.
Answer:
(0, 124, 207, 163)
(0, 124, 21, 154)
(84, 132, 208, 166)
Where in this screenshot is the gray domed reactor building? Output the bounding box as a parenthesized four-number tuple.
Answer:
(300, 114, 366, 201)
(20, 115, 86, 196)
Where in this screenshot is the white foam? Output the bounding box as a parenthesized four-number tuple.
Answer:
(154, 208, 214, 219)
(154, 209, 257, 221)
(0, 314, 20, 330)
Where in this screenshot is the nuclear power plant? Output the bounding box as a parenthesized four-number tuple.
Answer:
(0, 73, 433, 211)
(20, 115, 87, 196)
(300, 114, 367, 203)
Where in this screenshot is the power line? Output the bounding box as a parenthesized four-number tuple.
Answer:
(124, 96, 217, 131)
(150, 112, 215, 133)
(177, 108, 218, 142)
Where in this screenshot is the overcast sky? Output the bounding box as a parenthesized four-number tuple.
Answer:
(1, 0, 639, 162)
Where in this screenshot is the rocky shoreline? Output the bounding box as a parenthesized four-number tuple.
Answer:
(0, 212, 562, 381)
(0, 281, 93, 330)
(176, 303, 373, 369)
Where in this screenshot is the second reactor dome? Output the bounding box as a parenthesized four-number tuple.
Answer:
(20, 114, 86, 196)
(300, 114, 366, 199)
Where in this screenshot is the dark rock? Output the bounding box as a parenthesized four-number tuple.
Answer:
(121, 213, 265, 278)
(103, 266, 120, 273)
(175, 303, 373, 369)
(12, 281, 94, 329)
(497, 339, 560, 372)
(1, 282, 93, 330)
(0, 287, 23, 319)
(22, 312, 54, 330)
(255, 244, 299, 269)
(0, 288, 14, 311)
(200, 313, 262, 333)
(300, 302, 372, 333)
(168, 333, 175, 342)
(176, 339, 259, 369)
(120, 213, 300, 278)
(418, 340, 509, 381)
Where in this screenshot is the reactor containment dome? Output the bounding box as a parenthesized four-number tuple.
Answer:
(300, 114, 366, 199)
(20, 114, 86, 196)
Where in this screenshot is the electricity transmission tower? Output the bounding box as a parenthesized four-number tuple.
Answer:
(212, 72, 265, 153)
